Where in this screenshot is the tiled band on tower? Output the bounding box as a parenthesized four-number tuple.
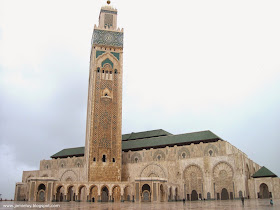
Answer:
(14, 4, 280, 203)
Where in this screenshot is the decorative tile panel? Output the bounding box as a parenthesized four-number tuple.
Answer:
(93, 29, 123, 47)
(102, 58, 114, 68)
(111, 52, 120, 60)
(96, 50, 105, 58)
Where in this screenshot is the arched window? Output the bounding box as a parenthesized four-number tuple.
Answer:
(97, 67, 100, 73)
(102, 155, 107, 162)
(93, 157, 96, 162)
(61, 164, 64, 168)
(209, 150, 213, 156)
(114, 69, 118, 74)
(182, 153, 186, 159)
(112, 158, 115, 162)
(135, 158, 138, 163)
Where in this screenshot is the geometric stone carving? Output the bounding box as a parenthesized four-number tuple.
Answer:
(140, 164, 166, 178)
(153, 150, 165, 161)
(60, 170, 78, 182)
(204, 144, 218, 157)
(183, 164, 203, 196)
(213, 162, 234, 194)
(178, 147, 190, 159)
(131, 152, 142, 163)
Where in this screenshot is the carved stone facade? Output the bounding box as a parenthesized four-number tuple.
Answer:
(14, 4, 280, 203)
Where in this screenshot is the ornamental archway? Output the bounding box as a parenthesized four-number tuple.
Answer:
(259, 183, 270, 199)
(56, 185, 64, 202)
(141, 184, 151, 202)
(37, 184, 46, 202)
(112, 185, 121, 202)
(89, 185, 98, 202)
(221, 188, 229, 200)
(101, 186, 109, 202)
(213, 162, 234, 200)
(67, 186, 75, 201)
(183, 165, 203, 201)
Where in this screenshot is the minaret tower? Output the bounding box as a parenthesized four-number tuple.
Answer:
(85, 1, 123, 182)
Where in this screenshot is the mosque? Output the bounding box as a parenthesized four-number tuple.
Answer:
(15, 2, 280, 203)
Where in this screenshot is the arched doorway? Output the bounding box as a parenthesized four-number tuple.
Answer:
(124, 186, 131, 201)
(37, 184, 46, 202)
(175, 187, 178, 201)
(142, 184, 151, 202)
(78, 186, 87, 202)
(67, 186, 75, 201)
(89, 185, 98, 202)
(101, 186, 109, 202)
(221, 188, 229, 200)
(191, 190, 198, 201)
(183, 165, 203, 201)
(112, 185, 121, 202)
(259, 183, 270, 199)
(169, 187, 173, 201)
(239, 191, 243, 198)
(160, 184, 165, 202)
(56, 186, 64, 202)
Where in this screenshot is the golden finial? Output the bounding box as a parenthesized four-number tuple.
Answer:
(107, 0, 111, 5)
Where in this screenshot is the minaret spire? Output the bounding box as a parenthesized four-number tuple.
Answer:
(85, 3, 124, 182)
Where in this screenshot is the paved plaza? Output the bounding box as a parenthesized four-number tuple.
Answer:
(0, 199, 278, 210)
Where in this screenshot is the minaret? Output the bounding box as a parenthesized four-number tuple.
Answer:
(85, 1, 123, 182)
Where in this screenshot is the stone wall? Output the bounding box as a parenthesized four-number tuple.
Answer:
(22, 156, 86, 183)
(122, 140, 261, 200)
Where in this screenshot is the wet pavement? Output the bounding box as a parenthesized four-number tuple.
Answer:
(0, 199, 278, 210)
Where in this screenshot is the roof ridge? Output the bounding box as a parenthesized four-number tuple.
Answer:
(123, 129, 168, 135)
(61, 146, 84, 150)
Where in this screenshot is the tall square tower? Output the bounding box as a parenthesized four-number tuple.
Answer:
(84, 5, 123, 182)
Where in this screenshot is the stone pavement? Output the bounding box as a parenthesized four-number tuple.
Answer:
(0, 199, 278, 210)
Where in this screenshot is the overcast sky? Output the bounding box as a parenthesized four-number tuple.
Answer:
(1, 0, 280, 199)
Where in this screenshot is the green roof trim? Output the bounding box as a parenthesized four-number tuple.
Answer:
(51, 130, 222, 158)
(252, 166, 278, 178)
(102, 58, 114, 68)
(96, 50, 105, 58)
(122, 129, 172, 141)
(51, 147, 84, 158)
(111, 52, 120, 60)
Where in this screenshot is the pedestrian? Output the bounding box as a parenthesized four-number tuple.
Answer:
(241, 196, 244, 206)
(183, 198, 185, 204)
(270, 199, 273, 206)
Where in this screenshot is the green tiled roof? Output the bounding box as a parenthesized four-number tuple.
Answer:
(122, 129, 172, 141)
(122, 130, 220, 151)
(252, 166, 277, 178)
(51, 147, 84, 158)
(51, 130, 221, 158)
